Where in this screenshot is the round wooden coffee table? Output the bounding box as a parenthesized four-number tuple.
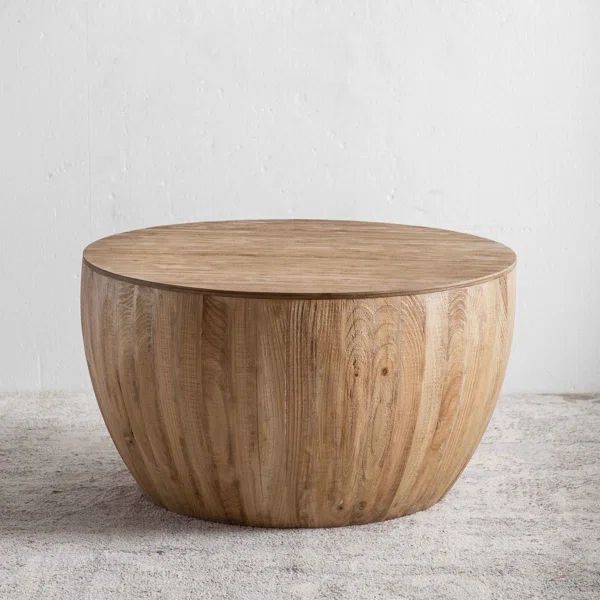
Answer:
(81, 220, 515, 527)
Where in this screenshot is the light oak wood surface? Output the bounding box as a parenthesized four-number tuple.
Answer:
(83, 219, 515, 298)
(81, 220, 516, 527)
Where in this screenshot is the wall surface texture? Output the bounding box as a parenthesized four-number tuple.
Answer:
(1, 1, 599, 392)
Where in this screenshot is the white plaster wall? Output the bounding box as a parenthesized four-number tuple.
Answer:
(1, 1, 599, 392)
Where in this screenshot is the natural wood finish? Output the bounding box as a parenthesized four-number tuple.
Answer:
(81, 220, 516, 527)
(83, 220, 516, 298)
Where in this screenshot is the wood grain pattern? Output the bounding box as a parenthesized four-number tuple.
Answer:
(83, 220, 516, 298)
(81, 247, 515, 527)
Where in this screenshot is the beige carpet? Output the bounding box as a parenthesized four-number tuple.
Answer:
(1, 392, 598, 599)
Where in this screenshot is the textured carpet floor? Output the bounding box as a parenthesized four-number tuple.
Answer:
(1, 393, 599, 599)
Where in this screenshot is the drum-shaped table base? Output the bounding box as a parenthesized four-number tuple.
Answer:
(81, 262, 514, 528)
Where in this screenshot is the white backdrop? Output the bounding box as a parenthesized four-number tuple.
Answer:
(1, 1, 599, 392)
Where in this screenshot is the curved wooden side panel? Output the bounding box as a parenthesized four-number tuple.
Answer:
(81, 262, 515, 527)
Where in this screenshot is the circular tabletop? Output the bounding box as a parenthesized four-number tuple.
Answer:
(83, 220, 516, 298)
